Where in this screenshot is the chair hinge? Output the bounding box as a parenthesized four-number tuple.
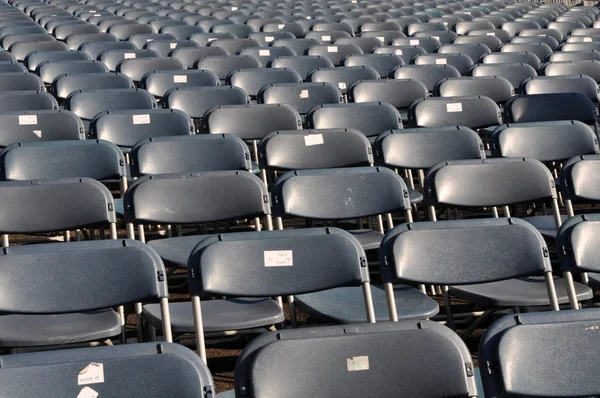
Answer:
(359, 256, 367, 267)
(108, 203, 114, 212)
(204, 386, 213, 398)
(156, 270, 164, 282)
(465, 362, 474, 377)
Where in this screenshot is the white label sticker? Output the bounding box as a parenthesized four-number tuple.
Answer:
(77, 387, 98, 398)
(124, 52, 136, 59)
(259, 49, 270, 56)
(169, 42, 177, 49)
(432, 36, 439, 40)
(351, 0, 357, 3)
(299, 89, 309, 98)
(306, 16, 311, 19)
(146, 39, 153, 42)
(265, 36, 274, 42)
(395, 49, 403, 55)
(78, 363, 104, 386)
(376, 36, 384, 42)
(304, 133, 324, 146)
(264, 250, 293, 267)
(338, 82, 346, 89)
(347, 356, 369, 372)
(208, 37, 217, 42)
(94, 13, 101, 16)
(322, 35, 331, 41)
(435, 58, 447, 64)
(33, 130, 42, 138)
(89, 10, 96, 12)
(410, 39, 419, 45)
(18, 115, 37, 125)
(443, 21, 448, 25)
(486, 32, 495, 36)
(446, 102, 463, 112)
(132, 114, 151, 124)
(173, 75, 187, 83)
(278, 24, 285, 29)
(584, 37, 592, 42)
(327, 46, 338, 53)
(231, 6, 238, 10)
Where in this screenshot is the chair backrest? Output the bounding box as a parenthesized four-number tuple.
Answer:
(0, 177, 115, 233)
(521, 75, 600, 102)
(0, 61, 27, 74)
(98, 49, 160, 72)
(238, 46, 296, 67)
(79, 41, 136, 60)
(272, 167, 411, 220)
(0, 343, 215, 398)
(24, 50, 89, 72)
(52, 72, 134, 100)
(541, 60, 600, 83)
(141, 69, 219, 98)
(456, 33, 504, 51)
(480, 309, 600, 398)
(391, 37, 441, 53)
(170, 46, 228, 68)
(226, 68, 302, 98)
(503, 93, 598, 124)
(408, 96, 502, 129)
(259, 128, 372, 171)
(0, 72, 43, 91)
(560, 154, 600, 204)
(127, 33, 176, 49)
(372, 45, 427, 63)
(271, 38, 319, 56)
(64, 88, 157, 121)
(0, 239, 165, 313)
(380, 217, 553, 286)
(424, 158, 557, 208)
(268, 55, 333, 81)
(414, 53, 475, 75)
(9, 41, 68, 62)
(0, 91, 58, 112)
(501, 41, 554, 60)
(124, 171, 270, 224)
(0, 110, 85, 146)
(434, 76, 515, 104)
(91, 109, 193, 148)
(163, 86, 249, 120)
(470, 63, 538, 90)
(374, 127, 485, 170)
(116, 57, 185, 82)
(392, 64, 461, 92)
(481, 51, 542, 70)
(306, 102, 401, 138)
(195, 55, 261, 82)
(437, 43, 492, 64)
(348, 79, 428, 111)
(235, 321, 476, 398)
(130, 134, 251, 177)
(306, 43, 363, 66)
(548, 50, 600, 62)
(492, 121, 598, 162)
(308, 66, 380, 94)
(203, 104, 301, 140)
(0, 140, 126, 181)
(36, 60, 108, 84)
(258, 82, 342, 115)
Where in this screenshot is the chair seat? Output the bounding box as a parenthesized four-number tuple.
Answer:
(522, 215, 569, 239)
(143, 298, 284, 333)
(450, 276, 593, 307)
(295, 284, 439, 323)
(148, 235, 213, 268)
(408, 187, 423, 204)
(348, 229, 384, 251)
(0, 310, 121, 347)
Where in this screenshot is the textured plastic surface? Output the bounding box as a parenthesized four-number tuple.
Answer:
(372, 45, 427, 63)
(130, 134, 251, 177)
(64, 88, 157, 121)
(414, 53, 474, 75)
(348, 79, 427, 111)
(503, 93, 597, 124)
(434, 76, 515, 103)
(227, 68, 302, 97)
(25, 50, 89, 72)
(491, 121, 598, 161)
(380, 218, 551, 285)
(521, 75, 600, 101)
(53, 72, 134, 100)
(268, 55, 334, 81)
(116, 57, 185, 82)
(259, 128, 372, 170)
(79, 41, 136, 60)
(560, 155, 600, 203)
(187, 228, 368, 297)
(239, 46, 295, 67)
(456, 34, 504, 51)
(308, 66, 379, 94)
(203, 104, 301, 139)
(170, 46, 228, 68)
(142, 69, 219, 98)
(342, 54, 404, 78)
(0, 343, 214, 397)
(0, 140, 125, 181)
(36, 60, 108, 84)
(307, 43, 363, 66)
(408, 96, 502, 128)
(0, 72, 43, 91)
(236, 321, 475, 398)
(99, 49, 159, 72)
(375, 127, 484, 169)
(541, 60, 600, 82)
(481, 51, 542, 70)
(500, 42, 553, 61)
(392, 64, 461, 91)
(470, 63, 538, 89)
(195, 55, 261, 80)
(306, 102, 401, 137)
(9, 41, 68, 61)
(0, 90, 57, 111)
(0, 110, 84, 146)
(272, 167, 410, 219)
(438, 43, 492, 63)
(258, 82, 342, 114)
(124, 171, 269, 224)
(424, 158, 556, 207)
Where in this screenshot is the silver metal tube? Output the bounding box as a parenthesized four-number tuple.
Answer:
(110, 223, 118, 240)
(362, 282, 376, 323)
(192, 295, 207, 362)
(552, 198, 563, 229)
(563, 271, 580, 310)
(443, 286, 455, 330)
(137, 224, 145, 243)
(135, 302, 143, 342)
(384, 282, 398, 322)
(160, 297, 173, 343)
(545, 271, 560, 311)
(126, 223, 135, 239)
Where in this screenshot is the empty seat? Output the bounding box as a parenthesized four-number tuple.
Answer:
(455, 34, 504, 51)
(268, 55, 333, 81)
(209, 38, 260, 55)
(521, 75, 599, 102)
(518, 28, 563, 43)
(510, 35, 560, 51)
(143, 40, 198, 58)
(306, 44, 363, 66)
(306, 102, 401, 138)
(348, 79, 428, 119)
(108, 22, 154, 40)
(392, 37, 441, 53)
(258, 82, 342, 115)
(408, 96, 502, 128)
(91, 109, 193, 148)
(361, 30, 406, 45)
(2, 33, 55, 51)
(141, 69, 219, 98)
(305, 31, 352, 44)
(127, 33, 176, 49)
(502, 20, 541, 37)
(481, 52, 542, 70)
(392, 64, 461, 92)
(227, 68, 302, 98)
(501, 42, 554, 62)
(470, 63, 538, 90)
(116, 57, 185, 83)
(0, 110, 85, 146)
(548, 50, 600, 63)
(541, 60, 600, 83)
(0, 61, 26, 73)
(503, 93, 598, 127)
(0, 72, 43, 91)
(159, 25, 204, 41)
(0, 91, 57, 112)
(9, 41, 68, 62)
(334, 37, 385, 53)
(36, 60, 109, 85)
(435, 76, 515, 104)
(308, 66, 380, 94)
(238, 46, 295, 67)
(414, 53, 474, 75)
(66, 33, 118, 51)
(24, 50, 90, 72)
(64, 88, 157, 123)
(195, 55, 261, 82)
(98, 49, 160, 71)
(52, 73, 134, 100)
(342, 54, 404, 78)
(163, 86, 249, 121)
(79, 41, 137, 61)
(170, 47, 228, 69)
(437, 43, 492, 64)
(373, 45, 427, 63)
(271, 38, 319, 56)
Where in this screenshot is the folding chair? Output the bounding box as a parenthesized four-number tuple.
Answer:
(308, 66, 379, 95)
(434, 76, 515, 105)
(0, 91, 57, 112)
(234, 321, 477, 398)
(127, 33, 176, 49)
(258, 82, 342, 117)
(521, 75, 599, 103)
(456, 33, 504, 51)
(306, 43, 363, 66)
(541, 60, 600, 83)
(0, 72, 43, 92)
(195, 55, 261, 83)
(480, 309, 600, 397)
(414, 53, 474, 75)
(141, 69, 219, 99)
(226, 68, 302, 99)
(271, 38, 319, 56)
(437, 43, 492, 64)
(408, 96, 502, 129)
(341, 54, 404, 78)
(470, 63, 538, 92)
(0, 342, 214, 397)
(391, 37, 441, 53)
(0, 110, 85, 146)
(239, 46, 295, 67)
(481, 52, 541, 71)
(98, 49, 160, 72)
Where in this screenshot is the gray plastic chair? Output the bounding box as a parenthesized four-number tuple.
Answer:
(541, 60, 600, 83)
(195, 55, 261, 83)
(170, 46, 228, 69)
(24, 50, 89, 72)
(79, 41, 137, 60)
(306, 43, 363, 66)
(271, 38, 319, 57)
(239, 46, 295, 67)
(458, 33, 505, 51)
(0, 72, 43, 92)
(0, 91, 57, 111)
(414, 53, 474, 75)
(481, 52, 542, 70)
(36, 60, 109, 85)
(116, 57, 185, 83)
(98, 49, 160, 72)
(0, 110, 85, 146)
(235, 321, 477, 398)
(437, 43, 492, 64)
(127, 33, 176, 49)
(341, 54, 404, 78)
(407, 96, 502, 129)
(0, 342, 214, 398)
(391, 37, 441, 53)
(480, 309, 600, 397)
(308, 65, 380, 95)
(9, 41, 68, 62)
(392, 64, 461, 92)
(143, 40, 199, 58)
(470, 63, 538, 91)
(258, 82, 342, 116)
(52, 72, 134, 101)
(141, 69, 219, 98)
(267, 55, 333, 81)
(548, 50, 600, 62)
(372, 45, 427, 63)
(226, 68, 302, 98)
(520, 75, 600, 103)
